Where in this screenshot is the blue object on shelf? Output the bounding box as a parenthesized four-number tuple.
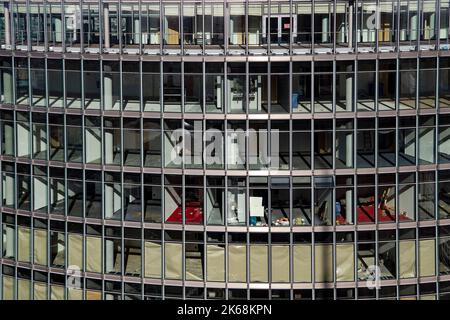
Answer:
(292, 93, 299, 109)
(250, 216, 257, 226)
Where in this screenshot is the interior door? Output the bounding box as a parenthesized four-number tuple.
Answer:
(281, 17, 291, 44)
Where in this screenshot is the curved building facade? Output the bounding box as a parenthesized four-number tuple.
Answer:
(0, 0, 450, 300)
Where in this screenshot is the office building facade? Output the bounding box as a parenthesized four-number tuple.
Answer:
(0, 0, 449, 300)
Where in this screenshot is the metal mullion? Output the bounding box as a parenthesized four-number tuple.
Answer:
(289, 0, 293, 55)
(159, 0, 162, 54)
(118, 0, 122, 54)
(333, 0, 336, 53)
(202, 0, 205, 55)
(289, 177, 293, 295)
(180, 0, 183, 54)
(202, 174, 207, 299)
(61, 0, 66, 52)
(43, 0, 48, 51)
(310, 0, 315, 52)
(79, 0, 84, 53)
(160, 167, 166, 299)
(375, 0, 380, 52)
(119, 58, 123, 112)
(268, 0, 271, 54)
(99, 0, 104, 52)
(26, 0, 31, 51)
(246, 227, 249, 299)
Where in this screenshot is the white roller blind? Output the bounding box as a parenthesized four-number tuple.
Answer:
(314, 4, 332, 14)
(250, 245, 268, 283)
(164, 5, 179, 16)
(296, 4, 312, 15)
(18, 227, 31, 263)
(248, 5, 263, 16)
(423, 1, 437, 12)
(271, 245, 290, 283)
(86, 236, 102, 273)
(165, 243, 182, 280)
(230, 4, 245, 16)
(315, 244, 333, 283)
(336, 244, 355, 282)
(399, 240, 416, 279)
(144, 241, 161, 278)
(207, 245, 225, 282)
(68, 233, 83, 271)
(34, 229, 48, 266)
(183, 5, 195, 17)
(419, 239, 436, 277)
(228, 245, 246, 282)
(293, 245, 311, 282)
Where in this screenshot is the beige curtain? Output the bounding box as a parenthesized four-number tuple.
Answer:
(399, 240, 416, 278)
(206, 245, 225, 282)
(2, 276, 14, 300)
(271, 245, 289, 283)
(419, 239, 436, 277)
(33, 282, 48, 300)
(18, 278, 31, 300)
(34, 229, 48, 266)
(18, 227, 31, 262)
(86, 236, 102, 273)
(68, 233, 83, 270)
(336, 244, 355, 282)
(144, 241, 161, 278)
(315, 244, 333, 282)
(51, 285, 65, 300)
(293, 245, 312, 282)
(68, 288, 83, 300)
(125, 250, 141, 276)
(420, 294, 436, 300)
(165, 243, 182, 280)
(86, 290, 102, 300)
(228, 245, 247, 282)
(250, 245, 268, 283)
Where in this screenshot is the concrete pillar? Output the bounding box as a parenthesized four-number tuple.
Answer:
(429, 13, 436, 39)
(3, 174, 14, 206)
(33, 125, 47, 156)
(85, 128, 101, 163)
(105, 239, 115, 272)
(134, 19, 140, 44)
(5, 225, 15, 257)
(345, 189, 353, 224)
(104, 130, 114, 164)
(348, 4, 353, 48)
(103, 4, 110, 49)
(216, 75, 222, 110)
(54, 17, 62, 43)
(346, 132, 353, 167)
(16, 122, 29, 157)
(4, 122, 13, 154)
(4, 3, 10, 46)
(410, 14, 418, 41)
(103, 65, 113, 110)
(346, 65, 353, 111)
(322, 17, 329, 43)
(2, 65, 13, 103)
(33, 177, 47, 211)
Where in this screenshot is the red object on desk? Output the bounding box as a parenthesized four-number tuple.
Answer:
(336, 205, 411, 224)
(166, 202, 203, 224)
